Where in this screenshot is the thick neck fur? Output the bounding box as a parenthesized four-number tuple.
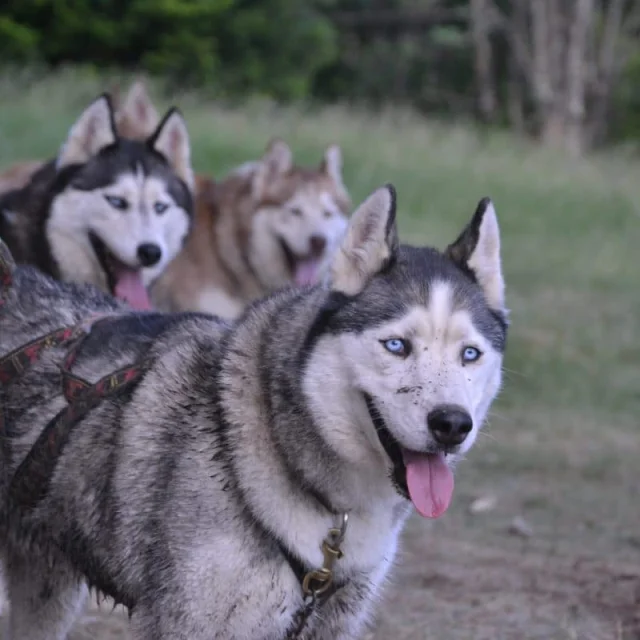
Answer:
(218, 286, 411, 579)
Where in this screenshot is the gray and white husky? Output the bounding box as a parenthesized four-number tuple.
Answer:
(0, 93, 194, 310)
(0, 184, 508, 639)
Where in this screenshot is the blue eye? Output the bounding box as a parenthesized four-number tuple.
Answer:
(462, 346, 482, 363)
(154, 201, 169, 215)
(382, 338, 409, 356)
(104, 195, 128, 211)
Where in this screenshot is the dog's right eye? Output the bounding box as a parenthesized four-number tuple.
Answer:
(104, 195, 129, 211)
(290, 207, 303, 217)
(381, 338, 410, 357)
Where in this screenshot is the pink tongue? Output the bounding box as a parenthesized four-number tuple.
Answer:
(403, 450, 454, 519)
(113, 268, 152, 311)
(294, 259, 321, 287)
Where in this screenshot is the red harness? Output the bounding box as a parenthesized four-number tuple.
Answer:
(0, 314, 151, 509)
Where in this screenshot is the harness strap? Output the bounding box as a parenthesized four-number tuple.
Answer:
(9, 357, 151, 510)
(0, 312, 149, 511)
(0, 326, 84, 435)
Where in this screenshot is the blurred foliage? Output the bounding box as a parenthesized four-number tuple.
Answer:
(0, 0, 638, 145)
(0, 0, 337, 100)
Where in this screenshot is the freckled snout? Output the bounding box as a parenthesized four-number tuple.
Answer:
(427, 405, 473, 447)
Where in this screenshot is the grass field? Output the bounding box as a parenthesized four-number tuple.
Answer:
(1, 70, 639, 639)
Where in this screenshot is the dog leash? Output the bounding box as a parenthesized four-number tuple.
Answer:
(285, 512, 349, 638)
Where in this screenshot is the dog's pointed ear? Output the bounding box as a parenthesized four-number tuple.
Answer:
(321, 144, 352, 213)
(321, 144, 343, 184)
(57, 95, 117, 169)
(330, 184, 398, 296)
(116, 79, 160, 139)
(446, 197, 505, 312)
(252, 138, 293, 200)
(148, 108, 194, 192)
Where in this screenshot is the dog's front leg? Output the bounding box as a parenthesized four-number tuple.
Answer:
(3, 549, 88, 640)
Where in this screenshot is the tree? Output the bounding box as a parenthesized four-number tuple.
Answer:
(472, 0, 639, 154)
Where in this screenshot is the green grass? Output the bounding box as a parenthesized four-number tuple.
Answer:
(1, 69, 639, 639)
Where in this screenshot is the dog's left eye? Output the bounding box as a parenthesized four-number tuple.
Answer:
(382, 338, 410, 357)
(154, 202, 169, 215)
(461, 346, 482, 363)
(105, 195, 128, 211)
(323, 209, 333, 219)
(290, 207, 303, 217)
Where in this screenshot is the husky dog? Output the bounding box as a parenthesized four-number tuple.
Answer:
(0, 93, 194, 310)
(0, 185, 507, 639)
(152, 138, 352, 318)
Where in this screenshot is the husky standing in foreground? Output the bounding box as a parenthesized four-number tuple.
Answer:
(0, 185, 507, 639)
(0, 92, 194, 310)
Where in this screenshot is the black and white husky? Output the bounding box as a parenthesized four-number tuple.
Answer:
(0, 94, 194, 310)
(0, 185, 507, 639)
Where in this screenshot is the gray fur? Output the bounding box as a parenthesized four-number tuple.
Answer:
(0, 186, 507, 639)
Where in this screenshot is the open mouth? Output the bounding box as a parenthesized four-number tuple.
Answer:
(364, 394, 455, 519)
(89, 232, 152, 311)
(278, 238, 325, 288)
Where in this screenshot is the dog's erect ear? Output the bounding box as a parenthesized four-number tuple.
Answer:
(330, 184, 399, 296)
(57, 95, 117, 169)
(321, 144, 352, 213)
(148, 108, 194, 192)
(252, 138, 293, 200)
(445, 197, 505, 312)
(321, 144, 343, 184)
(116, 79, 160, 139)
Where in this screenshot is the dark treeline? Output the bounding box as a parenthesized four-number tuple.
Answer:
(1, 0, 638, 153)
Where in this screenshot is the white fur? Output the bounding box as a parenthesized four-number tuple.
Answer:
(151, 111, 194, 192)
(57, 96, 116, 169)
(330, 186, 393, 296)
(116, 80, 160, 138)
(249, 184, 349, 289)
(322, 144, 345, 190)
(251, 139, 293, 200)
(47, 170, 190, 290)
(194, 287, 245, 318)
(303, 283, 502, 474)
(467, 201, 505, 311)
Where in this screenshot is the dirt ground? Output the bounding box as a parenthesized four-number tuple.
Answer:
(2, 512, 637, 640)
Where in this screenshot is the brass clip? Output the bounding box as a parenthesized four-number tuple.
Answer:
(302, 513, 349, 597)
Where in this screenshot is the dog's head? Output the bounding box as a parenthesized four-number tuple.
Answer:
(303, 186, 508, 518)
(247, 139, 351, 290)
(46, 94, 194, 310)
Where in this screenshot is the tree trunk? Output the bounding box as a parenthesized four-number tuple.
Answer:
(564, 0, 594, 155)
(587, 0, 629, 146)
(470, 0, 497, 122)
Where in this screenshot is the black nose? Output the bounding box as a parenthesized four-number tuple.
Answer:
(309, 235, 327, 257)
(137, 243, 162, 267)
(427, 405, 473, 447)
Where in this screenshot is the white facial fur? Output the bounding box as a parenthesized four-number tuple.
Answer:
(302, 185, 505, 485)
(47, 169, 190, 289)
(303, 282, 503, 473)
(249, 184, 349, 288)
